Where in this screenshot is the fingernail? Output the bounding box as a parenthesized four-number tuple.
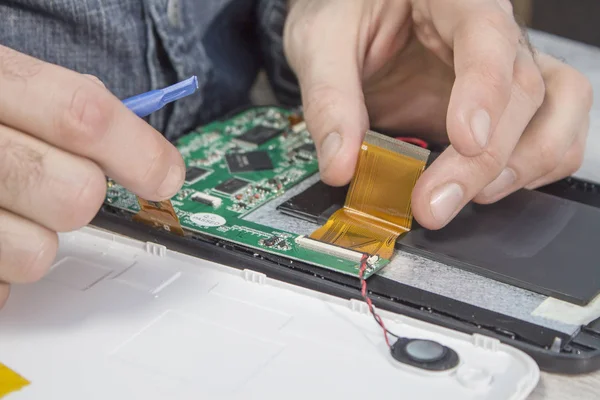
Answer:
(157, 165, 184, 198)
(470, 109, 491, 148)
(319, 132, 342, 172)
(430, 183, 464, 225)
(496, 0, 513, 14)
(84, 74, 106, 88)
(481, 168, 517, 199)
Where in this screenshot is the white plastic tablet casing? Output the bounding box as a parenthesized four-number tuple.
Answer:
(0, 226, 539, 400)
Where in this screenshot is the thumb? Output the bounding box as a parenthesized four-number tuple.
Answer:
(285, 5, 368, 186)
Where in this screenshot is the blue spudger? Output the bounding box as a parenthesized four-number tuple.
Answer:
(122, 76, 199, 118)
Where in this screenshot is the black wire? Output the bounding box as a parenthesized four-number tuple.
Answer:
(373, 314, 401, 339)
(359, 256, 402, 343)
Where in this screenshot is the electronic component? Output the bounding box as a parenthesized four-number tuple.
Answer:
(104, 106, 388, 279)
(191, 192, 222, 207)
(291, 121, 306, 133)
(295, 143, 316, 154)
(267, 178, 284, 191)
(235, 126, 280, 146)
(309, 130, 430, 260)
(175, 189, 194, 201)
(132, 198, 184, 236)
(225, 151, 273, 173)
(290, 143, 317, 163)
(214, 178, 250, 195)
(260, 235, 290, 250)
(261, 236, 279, 247)
(185, 166, 211, 184)
(390, 338, 459, 371)
(294, 155, 311, 163)
(295, 235, 365, 263)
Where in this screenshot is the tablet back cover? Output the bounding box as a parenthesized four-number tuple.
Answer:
(0, 226, 539, 400)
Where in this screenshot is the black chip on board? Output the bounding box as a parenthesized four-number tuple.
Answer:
(296, 143, 316, 154)
(185, 167, 210, 183)
(237, 126, 280, 145)
(225, 151, 273, 173)
(214, 178, 250, 194)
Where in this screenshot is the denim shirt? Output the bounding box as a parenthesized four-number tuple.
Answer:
(0, 0, 300, 140)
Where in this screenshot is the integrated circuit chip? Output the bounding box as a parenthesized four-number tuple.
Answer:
(185, 167, 210, 184)
(225, 151, 273, 173)
(214, 178, 250, 195)
(236, 126, 280, 146)
(296, 143, 316, 154)
(292, 142, 317, 162)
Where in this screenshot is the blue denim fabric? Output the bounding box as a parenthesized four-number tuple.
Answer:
(0, 0, 300, 140)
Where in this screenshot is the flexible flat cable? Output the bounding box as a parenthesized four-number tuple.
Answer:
(309, 130, 430, 259)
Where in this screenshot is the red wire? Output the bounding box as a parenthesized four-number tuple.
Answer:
(359, 254, 392, 348)
(395, 137, 429, 149)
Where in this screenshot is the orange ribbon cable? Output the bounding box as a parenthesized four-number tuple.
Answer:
(309, 130, 430, 260)
(132, 198, 185, 236)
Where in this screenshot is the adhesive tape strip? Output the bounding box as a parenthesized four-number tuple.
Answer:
(531, 293, 600, 326)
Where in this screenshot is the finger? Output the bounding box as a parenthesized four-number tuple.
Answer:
(0, 283, 9, 309)
(474, 55, 593, 202)
(83, 74, 106, 88)
(0, 124, 106, 232)
(284, 3, 369, 186)
(526, 122, 589, 190)
(411, 47, 544, 229)
(0, 208, 58, 283)
(0, 45, 184, 200)
(422, 0, 523, 156)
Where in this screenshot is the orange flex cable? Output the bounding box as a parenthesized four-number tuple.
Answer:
(309, 130, 430, 260)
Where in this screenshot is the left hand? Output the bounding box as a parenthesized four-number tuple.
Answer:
(283, 0, 593, 230)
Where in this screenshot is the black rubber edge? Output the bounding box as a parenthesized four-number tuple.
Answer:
(90, 205, 600, 374)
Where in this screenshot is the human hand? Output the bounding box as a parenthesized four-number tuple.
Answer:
(0, 46, 185, 307)
(284, 0, 593, 229)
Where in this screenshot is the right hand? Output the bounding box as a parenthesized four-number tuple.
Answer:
(0, 46, 185, 308)
(285, 0, 592, 231)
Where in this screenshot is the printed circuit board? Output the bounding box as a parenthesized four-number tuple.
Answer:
(105, 106, 389, 278)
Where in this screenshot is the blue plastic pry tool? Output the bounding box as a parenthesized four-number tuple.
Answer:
(122, 76, 199, 118)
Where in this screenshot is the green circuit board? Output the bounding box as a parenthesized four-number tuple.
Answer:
(105, 106, 389, 278)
